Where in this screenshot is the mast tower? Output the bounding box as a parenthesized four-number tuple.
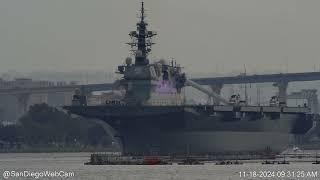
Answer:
(127, 1, 157, 66)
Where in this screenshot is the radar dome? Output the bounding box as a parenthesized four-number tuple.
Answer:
(125, 57, 132, 65)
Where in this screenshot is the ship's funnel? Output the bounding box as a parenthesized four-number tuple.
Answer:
(185, 79, 229, 105)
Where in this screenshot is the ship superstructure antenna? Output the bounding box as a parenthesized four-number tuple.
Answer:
(141, 1, 145, 22)
(127, 1, 157, 66)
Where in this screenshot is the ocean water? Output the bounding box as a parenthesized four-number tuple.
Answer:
(0, 153, 319, 180)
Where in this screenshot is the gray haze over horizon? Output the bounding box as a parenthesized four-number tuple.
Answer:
(1, 0, 320, 75)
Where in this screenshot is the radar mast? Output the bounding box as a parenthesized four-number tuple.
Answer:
(127, 1, 157, 65)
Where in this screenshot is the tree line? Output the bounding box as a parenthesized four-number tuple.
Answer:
(0, 103, 111, 150)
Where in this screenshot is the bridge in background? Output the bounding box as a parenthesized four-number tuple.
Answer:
(0, 83, 113, 121)
(192, 72, 320, 85)
(192, 72, 320, 105)
(0, 83, 114, 95)
(1, 71, 320, 122)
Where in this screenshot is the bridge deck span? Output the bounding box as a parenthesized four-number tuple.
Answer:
(192, 72, 320, 85)
(1, 72, 320, 95)
(0, 83, 114, 95)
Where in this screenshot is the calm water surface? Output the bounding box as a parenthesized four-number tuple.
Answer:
(0, 153, 319, 180)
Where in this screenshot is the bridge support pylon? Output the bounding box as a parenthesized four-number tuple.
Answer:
(210, 83, 223, 105)
(305, 90, 319, 114)
(274, 81, 288, 106)
(15, 93, 30, 115)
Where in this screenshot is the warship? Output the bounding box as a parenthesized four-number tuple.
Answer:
(64, 2, 314, 155)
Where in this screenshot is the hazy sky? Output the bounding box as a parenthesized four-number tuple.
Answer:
(1, 0, 320, 74)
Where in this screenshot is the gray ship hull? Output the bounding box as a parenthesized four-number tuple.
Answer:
(123, 131, 294, 155)
(64, 105, 312, 155)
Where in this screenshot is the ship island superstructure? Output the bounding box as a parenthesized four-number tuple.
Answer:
(64, 2, 315, 155)
(116, 1, 186, 106)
